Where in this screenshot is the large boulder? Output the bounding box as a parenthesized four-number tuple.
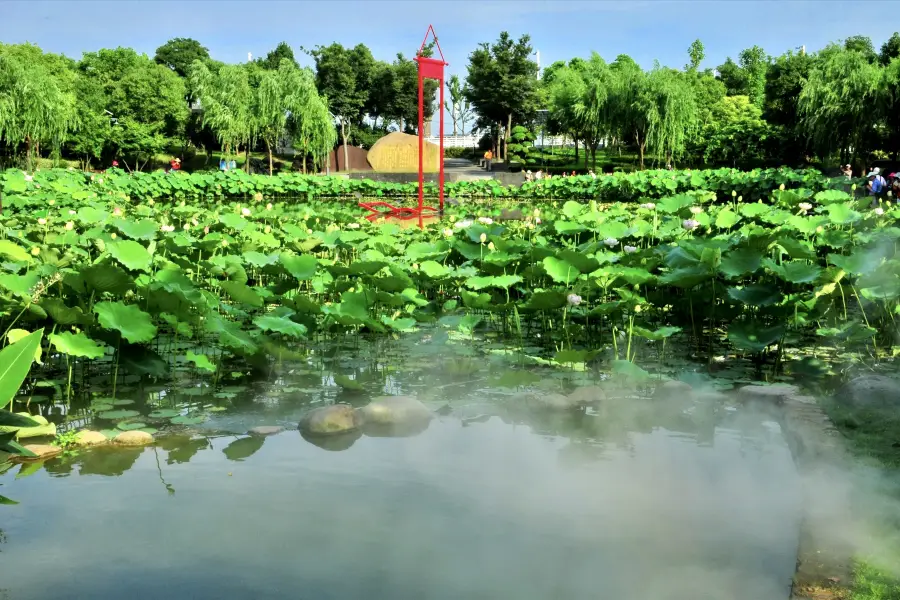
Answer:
(835, 375, 900, 411)
(367, 132, 440, 173)
(298, 404, 361, 436)
(357, 396, 432, 426)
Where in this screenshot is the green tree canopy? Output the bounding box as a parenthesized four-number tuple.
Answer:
(154, 38, 210, 78)
(0, 43, 77, 170)
(465, 32, 540, 160)
(257, 42, 298, 70)
(189, 61, 253, 160)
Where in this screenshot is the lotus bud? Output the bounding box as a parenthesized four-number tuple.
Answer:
(412, 263, 419, 270)
(779, 184, 785, 191)
(634, 304, 642, 313)
(254, 192, 263, 202)
(264, 225, 272, 234)
(221, 239, 228, 247)
(737, 196, 742, 202)
(315, 218, 320, 224)
(690, 206, 703, 214)
(183, 223, 190, 231)
(65, 221, 74, 231)
(203, 226, 210, 234)
(851, 184, 857, 191)
(113, 207, 123, 216)
(69, 210, 76, 215)
(306, 229, 313, 234)
(48, 199, 55, 206)
(682, 219, 700, 231)
(443, 228, 453, 237)
(533, 208, 541, 217)
(731, 190, 737, 197)
(241, 207, 251, 217)
(110, 233, 117, 239)
(479, 233, 487, 243)
(487, 242, 495, 251)
(266, 203, 273, 210)
(816, 226, 824, 233)
(527, 223, 535, 230)
(30, 247, 40, 256)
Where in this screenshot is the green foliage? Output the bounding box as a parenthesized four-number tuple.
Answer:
(154, 38, 210, 79)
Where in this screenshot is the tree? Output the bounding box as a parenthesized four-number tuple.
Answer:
(764, 49, 815, 164)
(738, 46, 768, 107)
(445, 75, 472, 135)
(154, 38, 210, 78)
(799, 44, 883, 164)
(716, 57, 748, 96)
(307, 43, 374, 170)
(365, 61, 395, 129)
(879, 32, 900, 66)
(844, 35, 877, 63)
(697, 96, 776, 167)
(0, 43, 77, 170)
(687, 39, 705, 72)
(645, 68, 699, 166)
(544, 58, 587, 163)
(257, 42, 298, 70)
(78, 48, 188, 170)
(606, 55, 652, 168)
(190, 61, 253, 163)
(573, 53, 611, 167)
(465, 32, 540, 160)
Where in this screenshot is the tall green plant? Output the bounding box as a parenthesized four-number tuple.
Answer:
(0, 329, 44, 456)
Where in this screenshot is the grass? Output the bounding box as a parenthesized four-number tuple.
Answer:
(851, 561, 900, 600)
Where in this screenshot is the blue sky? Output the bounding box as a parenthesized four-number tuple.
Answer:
(2, 0, 899, 127)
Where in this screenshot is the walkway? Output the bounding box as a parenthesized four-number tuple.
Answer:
(443, 158, 492, 181)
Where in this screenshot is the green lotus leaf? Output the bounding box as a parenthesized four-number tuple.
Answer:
(94, 301, 158, 343)
(48, 331, 106, 359)
(108, 240, 152, 272)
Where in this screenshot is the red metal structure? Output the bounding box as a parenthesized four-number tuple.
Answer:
(359, 25, 448, 229)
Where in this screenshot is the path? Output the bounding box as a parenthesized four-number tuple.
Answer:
(443, 158, 492, 181)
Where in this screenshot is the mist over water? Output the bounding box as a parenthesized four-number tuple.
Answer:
(0, 376, 810, 600)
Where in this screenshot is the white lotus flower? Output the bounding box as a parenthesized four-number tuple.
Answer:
(48, 199, 55, 206)
(183, 223, 190, 231)
(113, 207, 123, 217)
(37, 218, 47, 225)
(454, 219, 473, 229)
(478, 217, 493, 225)
(567, 293, 582, 306)
(682, 219, 700, 230)
(798, 202, 813, 212)
(443, 228, 453, 237)
(266, 203, 273, 211)
(690, 206, 703, 214)
(875, 207, 885, 215)
(347, 222, 360, 229)
(68, 210, 76, 215)
(624, 245, 638, 253)
(603, 237, 619, 247)
(23, 173, 33, 182)
(535, 217, 541, 224)
(64, 221, 74, 231)
(241, 207, 251, 217)
(639, 203, 656, 210)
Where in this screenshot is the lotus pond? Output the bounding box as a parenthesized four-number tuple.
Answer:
(0, 328, 805, 600)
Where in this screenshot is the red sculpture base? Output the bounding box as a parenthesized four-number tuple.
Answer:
(358, 201, 439, 223)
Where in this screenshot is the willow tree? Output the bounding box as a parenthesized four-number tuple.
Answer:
(573, 53, 610, 168)
(544, 58, 588, 163)
(288, 83, 336, 173)
(645, 68, 699, 167)
(189, 61, 253, 164)
(606, 55, 652, 168)
(799, 44, 884, 164)
(0, 43, 77, 170)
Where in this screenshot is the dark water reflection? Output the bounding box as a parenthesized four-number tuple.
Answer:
(1, 368, 801, 600)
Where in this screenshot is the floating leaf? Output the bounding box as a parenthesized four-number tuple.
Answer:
(170, 415, 206, 425)
(223, 436, 265, 461)
(117, 421, 147, 431)
(185, 351, 217, 373)
(148, 409, 181, 418)
(97, 410, 140, 420)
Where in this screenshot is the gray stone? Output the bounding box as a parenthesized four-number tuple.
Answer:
(249, 426, 284, 436)
(299, 405, 361, 436)
(737, 384, 800, 404)
(357, 396, 432, 426)
(834, 375, 900, 411)
(14, 444, 62, 461)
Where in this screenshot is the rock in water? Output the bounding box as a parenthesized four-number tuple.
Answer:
(653, 380, 693, 400)
(567, 385, 607, 406)
(114, 431, 154, 446)
(74, 430, 108, 446)
(357, 396, 433, 426)
(737, 384, 800, 405)
(15, 444, 62, 461)
(249, 425, 284, 436)
(298, 405, 361, 435)
(835, 375, 900, 411)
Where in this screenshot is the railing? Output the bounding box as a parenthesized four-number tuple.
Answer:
(424, 135, 578, 148)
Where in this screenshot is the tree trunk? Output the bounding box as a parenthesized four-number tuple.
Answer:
(636, 132, 646, 170)
(25, 135, 33, 172)
(341, 120, 350, 173)
(245, 145, 250, 173)
(505, 114, 513, 162)
(265, 139, 274, 175)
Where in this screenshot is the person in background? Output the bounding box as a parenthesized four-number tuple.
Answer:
(219, 158, 227, 172)
(866, 167, 886, 205)
(112, 160, 119, 168)
(892, 173, 900, 196)
(229, 159, 237, 171)
(483, 149, 493, 172)
(841, 164, 852, 179)
(169, 157, 181, 172)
